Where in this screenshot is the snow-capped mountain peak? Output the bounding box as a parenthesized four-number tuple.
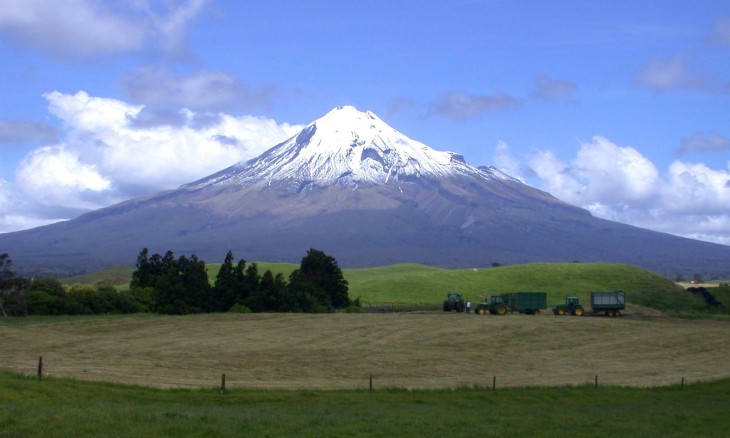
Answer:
(185, 105, 506, 191)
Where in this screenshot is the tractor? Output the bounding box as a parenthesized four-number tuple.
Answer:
(552, 296, 585, 316)
(443, 292, 465, 312)
(473, 295, 507, 315)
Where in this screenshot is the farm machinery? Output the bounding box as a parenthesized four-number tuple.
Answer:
(474, 295, 507, 315)
(553, 291, 625, 316)
(474, 292, 547, 315)
(442, 292, 465, 312)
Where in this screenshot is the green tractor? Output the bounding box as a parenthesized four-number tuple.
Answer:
(552, 296, 585, 316)
(474, 295, 507, 315)
(443, 292, 465, 312)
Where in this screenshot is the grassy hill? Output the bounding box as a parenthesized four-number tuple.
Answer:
(62, 261, 720, 314)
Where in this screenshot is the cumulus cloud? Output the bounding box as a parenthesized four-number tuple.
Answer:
(0, 0, 206, 58)
(678, 132, 730, 155)
(635, 57, 707, 92)
(495, 137, 730, 245)
(121, 67, 273, 112)
(0, 120, 58, 145)
(428, 91, 520, 120)
(531, 75, 577, 102)
(707, 16, 730, 47)
(0, 90, 303, 233)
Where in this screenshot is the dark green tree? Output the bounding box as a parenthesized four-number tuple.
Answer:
(1, 254, 31, 317)
(212, 250, 241, 312)
(289, 248, 349, 310)
(178, 254, 211, 312)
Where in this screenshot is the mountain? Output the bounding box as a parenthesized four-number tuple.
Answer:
(2, 106, 729, 278)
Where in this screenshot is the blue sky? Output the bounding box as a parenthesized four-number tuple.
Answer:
(0, 0, 729, 244)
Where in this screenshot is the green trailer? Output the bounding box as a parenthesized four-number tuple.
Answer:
(505, 292, 547, 315)
(591, 291, 625, 316)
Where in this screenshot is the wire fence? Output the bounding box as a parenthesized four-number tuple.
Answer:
(3, 358, 728, 391)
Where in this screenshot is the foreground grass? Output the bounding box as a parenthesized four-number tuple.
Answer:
(2, 372, 729, 437)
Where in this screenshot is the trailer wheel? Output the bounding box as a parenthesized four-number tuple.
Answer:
(532, 309, 540, 315)
(557, 308, 565, 316)
(495, 304, 507, 315)
(573, 306, 584, 316)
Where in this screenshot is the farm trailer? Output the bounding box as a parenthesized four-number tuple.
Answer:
(553, 291, 625, 316)
(475, 292, 547, 315)
(590, 291, 625, 316)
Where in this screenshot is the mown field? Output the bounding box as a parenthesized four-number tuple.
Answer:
(2, 371, 729, 437)
(3, 312, 729, 390)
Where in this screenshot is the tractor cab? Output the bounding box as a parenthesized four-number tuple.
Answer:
(565, 296, 580, 306)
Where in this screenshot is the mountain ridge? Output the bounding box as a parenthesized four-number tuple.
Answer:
(1, 106, 728, 278)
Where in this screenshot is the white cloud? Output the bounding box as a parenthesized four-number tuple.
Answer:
(494, 138, 730, 245)
(531, 75, 577, 102)
(664, 161, 730, 215)
(429, 91, 521, 120)
(16, 145, 111, 209)
(0, 120, 59, 145)
(121, 67, 272, 112)
(635, 57, 706, 92)
(0, 0, 206, 58)
(678, 132, 730, 155)
(707, 16, 730, 47)
(0, 90, 303, 233)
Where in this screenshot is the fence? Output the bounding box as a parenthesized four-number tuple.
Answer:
(3, 357, 728, 392)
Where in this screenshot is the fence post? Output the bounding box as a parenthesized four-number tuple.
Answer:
(681, 377, 684, 389)
(369, 374, 373, 392)
(594, 375, 598, 389)
(492, 376, 496, 390)
(220, 373, 226, 394)
(37, 356, 43, 381)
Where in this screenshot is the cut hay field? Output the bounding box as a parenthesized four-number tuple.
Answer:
(3, 311, 729, 390)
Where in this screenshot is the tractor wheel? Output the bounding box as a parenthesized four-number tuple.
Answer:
(495, 304, 507, 315)
(478, 308, 486, 315)
(573, 306, 584, 316)
(443, 301, 449, 312)
(557, 308, 565, 316)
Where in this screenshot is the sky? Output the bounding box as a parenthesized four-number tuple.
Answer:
(0, 0, 729, 244)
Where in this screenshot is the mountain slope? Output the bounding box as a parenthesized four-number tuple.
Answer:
(1, 106, 729, 277)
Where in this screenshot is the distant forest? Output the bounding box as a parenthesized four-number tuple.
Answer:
(0, 249, 354, 317)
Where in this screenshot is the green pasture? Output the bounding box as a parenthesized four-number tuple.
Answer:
(63, 261, 712, 313)
(1, 372, 729, 437)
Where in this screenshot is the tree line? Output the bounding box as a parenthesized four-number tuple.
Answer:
(0, 249, 354, 316)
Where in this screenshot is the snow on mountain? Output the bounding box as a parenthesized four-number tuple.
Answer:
(184, 106, 515, 191)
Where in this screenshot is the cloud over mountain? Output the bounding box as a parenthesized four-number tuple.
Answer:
(0, 91, 302, 232)
(494, 137, 730, 244)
